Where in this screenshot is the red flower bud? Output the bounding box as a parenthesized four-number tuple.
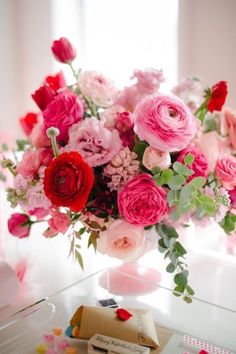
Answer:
(51, 37, 76, 64)
(19, 112, 38, 136)
(207, 81, 227, 113)
(32, 85, 56, 111)
(8, 213, 31, 238)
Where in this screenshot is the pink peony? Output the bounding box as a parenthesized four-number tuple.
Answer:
(133, 94, 197, 152)
(221, 109, 236, 150)
(199, 131, 230, 170)
(44, 210, 70, 237)
(43, 91, 84, 143)
(16, 150, 40, 178)
(142, 147, 171, 171)
(78, 71, 117, 107)
(132, 68, 164, 93)
(118, 174, 167, 226)
(8, 213, 30, 238)
(177, 146, 208, 181)
(66, 117, 122, 167)
(97, 219, 145, 262)
(215, 157, 236, 190)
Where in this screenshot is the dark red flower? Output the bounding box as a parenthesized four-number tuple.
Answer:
(51, 37, 76, 64)
(19, 112, 38, 136)
(207, 81, 227, 113)
(45, 71, 66, 92)
(116, 308, 132, 321)
(8, 213, 31, 238)
(32, 85, 56, 111)
(44, 152, 94, 212)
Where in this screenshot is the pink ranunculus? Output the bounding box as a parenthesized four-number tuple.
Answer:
(97, 219, 145, 262)
(43, 91, 84, 143)
(134, 94, 197, 152)
(222, 109, 236, 150)
(8, 213, 30, 238)
(199, 131, 230, 170)
(16, 150, 40, 178)
(142, 147, 171, 171)
(66, 116, 122, 167)
(177, 146, 208, 181)
(78, 71, 117, 107)
(100, 105, 124, 130)
(215, 157, 236, 190)
(51, 37, 76, 63)
(132, 68, 164, 93)
(45, 210, 70, 237)
(118, 174, 167, 226)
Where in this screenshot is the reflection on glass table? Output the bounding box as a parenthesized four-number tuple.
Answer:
(0, 266, 235, 354)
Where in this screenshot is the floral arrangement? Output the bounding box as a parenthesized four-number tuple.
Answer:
(2, 37, 236, 302)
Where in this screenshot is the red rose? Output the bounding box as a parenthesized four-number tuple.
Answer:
(19, 112, 38, 136)
(51, 37, 76, 63)
(8, 213, 31, 238)
(43, 91, 84, 143)
(207, 81, 227, 113)
(44, 152, 94, 212)
(32, 85, 56, 111)
(45, 71, 66, 92)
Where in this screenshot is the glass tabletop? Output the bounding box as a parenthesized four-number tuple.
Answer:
(0, 265, 235, 354)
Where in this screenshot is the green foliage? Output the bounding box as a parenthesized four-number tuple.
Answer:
(220, 212, 236, 234)
(16, 139, 30, 151)
(168, 175, 186, 190)
(184, 153, 194, 165)
(173, 162, 193, 177)
(133, 140, 148, 160)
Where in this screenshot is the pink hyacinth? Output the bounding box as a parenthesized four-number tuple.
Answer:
(65, 117, 122, 167)
(104, 147, 139, 191)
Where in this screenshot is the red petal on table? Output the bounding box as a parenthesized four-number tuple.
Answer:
(199, 350, 209, 354)
(116, 308, 132, 321)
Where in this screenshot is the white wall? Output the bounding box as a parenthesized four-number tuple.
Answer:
(179, 0, 236, 107)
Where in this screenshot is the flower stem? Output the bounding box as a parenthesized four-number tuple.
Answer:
(68, 63, 78, 81)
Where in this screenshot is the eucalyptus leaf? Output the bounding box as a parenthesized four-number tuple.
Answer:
(173, 162, 193, 176)
(174, 272, 188, 287)
(168, 175, 186, 190)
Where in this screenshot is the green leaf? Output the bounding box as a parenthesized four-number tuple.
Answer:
(173, 162, 193, 177)
(133, 140, 149, 160)
(166, 263, 175, 273)
(173, 284, 185, 296)
(174, 241, 187, 256)
(167, 190, 179, 207)
(168, 175, 186, 190)
(162, 169, 174, 184)
(153, 174, 164, 186)
(158, 238, 167, 253)
(16, 139, 30, 151)
(220, 213, 236, 234)
(189, 176, 206, 189)
(198, 194, 216, 215)
(151, 166, 161, 175)
(204, 116, 217, 133)
(161, 224, 179, 239)
(184, 153, 194, 165)
(183, 296, 192, 303)
(144, 225, 153, 230)
(75, 250, 84, 270)
(170, 210, 180, 221)
(88, 230, 99, 249)
(174, 272, 188, 287)
(79, 227, 86, 235)
(186, 285, 195, 296)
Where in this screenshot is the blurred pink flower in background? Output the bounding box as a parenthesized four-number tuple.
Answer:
(66, 116, 122, 167)
(221, 108, 236, 150)
(78, 71, 117, 107)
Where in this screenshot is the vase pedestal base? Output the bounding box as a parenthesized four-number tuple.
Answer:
(99, 262, 161, 296)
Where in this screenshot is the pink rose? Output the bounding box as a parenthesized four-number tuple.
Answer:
(97, 219, 145, 262)
(66, 117, 122, 167)
(134, 94, 196, 152)
(177, 146, 208, 181)
(8, 213, 30, 238)
(222, 109, 236, 149)
(215, 157, 236, 190)
(44, 210, 70, 237)
(118, 174, 167, 226)
(78, 71, 117, 107)
(16, 150, 40, 178)
(199, 131, 230, 170)
(43, 91, 84, 143)
(142, 147, 171, 171)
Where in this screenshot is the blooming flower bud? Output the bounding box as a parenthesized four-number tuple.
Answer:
(51, 37, 76, 63)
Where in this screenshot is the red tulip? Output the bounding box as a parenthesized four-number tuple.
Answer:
(207, 81, 227, 113)
(19, 112, 38, 136)
(51, 37, 76, 63)
(32, 85, 56, 111)
(45, 71, 66, 91)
